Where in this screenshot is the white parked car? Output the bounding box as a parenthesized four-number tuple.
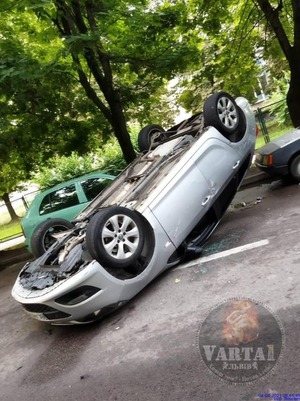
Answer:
(12, 92, 256, 325)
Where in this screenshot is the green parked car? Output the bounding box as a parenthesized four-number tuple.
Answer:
(21, 171, 115, 257)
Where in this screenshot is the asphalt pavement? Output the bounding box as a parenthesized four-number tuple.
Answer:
(2, 175, 300, 401)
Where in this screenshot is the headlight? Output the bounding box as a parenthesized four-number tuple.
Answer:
(256, 154, 263, 162)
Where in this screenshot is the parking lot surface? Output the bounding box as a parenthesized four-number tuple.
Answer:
(1, 178, 300, 401)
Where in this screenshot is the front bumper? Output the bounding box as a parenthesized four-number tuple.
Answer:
(255, 161, 289, 177)
(12, 260, 127, 324)
(12, 210, 177, 325)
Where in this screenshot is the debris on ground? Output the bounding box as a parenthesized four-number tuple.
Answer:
(254, 196, 263, 205)
(232, 202, 247, 209)
(232, 196, 264, 209)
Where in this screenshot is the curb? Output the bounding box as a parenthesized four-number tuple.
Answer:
(0, 247, 33, 270)
(240, 167, 270, 189)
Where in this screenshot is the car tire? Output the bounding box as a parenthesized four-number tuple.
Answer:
(30, 218, 74, 258)
(138, 124, 166, 152)
(203, 92, 243, 136)
(86, 206, 145, 269)
(289, 154, 300, 181)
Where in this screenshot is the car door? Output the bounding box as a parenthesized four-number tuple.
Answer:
(195, 136, 240, 216)
(38, 183, 84, 222)
(149, 161, 213, 248)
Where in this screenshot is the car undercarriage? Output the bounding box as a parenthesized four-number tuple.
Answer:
(12, 92, 256, 324)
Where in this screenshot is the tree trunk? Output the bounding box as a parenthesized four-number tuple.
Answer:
(109, 99, 136, 164)
(287, 51, 300, 127)
(254, 0, 300, 127)
(76, 64, 136, 164)
(287, 73, 300, 128)
(2, 192, 19, 221)
(52, 0, 136, 165)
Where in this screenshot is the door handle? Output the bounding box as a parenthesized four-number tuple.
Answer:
(233, 160, 240, 169)
(202, 195, 211, 206)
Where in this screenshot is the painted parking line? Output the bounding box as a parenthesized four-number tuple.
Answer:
(175, 239, 270, 271)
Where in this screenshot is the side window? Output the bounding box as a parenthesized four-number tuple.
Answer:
(81, 178, 112, 201)
(39, 184, 79, 215)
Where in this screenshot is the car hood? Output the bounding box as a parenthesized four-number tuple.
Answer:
(257, 128, 300, 155)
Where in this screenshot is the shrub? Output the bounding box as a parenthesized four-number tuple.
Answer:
(34, 127, 140, 188)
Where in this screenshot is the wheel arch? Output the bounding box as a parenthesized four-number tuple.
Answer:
(85, 206, 156, 271)
(288, 150, 300, 170)
(287, 151, 300, 182)
(138, 124, 165, 152)
(136, 211, 156, 263)
(30, 217, 74, 258)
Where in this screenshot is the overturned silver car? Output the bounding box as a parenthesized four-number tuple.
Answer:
(12, 92, 256, 324)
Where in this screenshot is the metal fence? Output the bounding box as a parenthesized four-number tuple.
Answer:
(254, 99, 287, 145)
(0, 189, 39, 240)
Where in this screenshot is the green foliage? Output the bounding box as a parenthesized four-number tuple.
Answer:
(96, 140, 127, 176)
(176, 0, 262, 112)
(176, 0, 298, 113)
(34, 152, 97, 188)
(269, 73, 292, 127)
(0, 0, 200, 196)
(0, 1, 111, 196)
(34, 127, 139, 188)
(1, 0, 299, 195)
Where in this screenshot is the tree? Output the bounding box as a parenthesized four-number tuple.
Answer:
(182, 1, 300, 126)
(22, 0, 196, 163)
(49, 0, 136, 163)
(0, 150, 30, 221)
(0, 2, 122, 219)
(175, 0, 262, 113)
(253, 0, 300, 126)
(1, 0, 197, 216)
(0, 0, 196, 176)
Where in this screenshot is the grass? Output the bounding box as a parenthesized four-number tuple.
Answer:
(0, 220, 22, 241)
(0, 200, 27, 241)
(255, 123, 293, 150)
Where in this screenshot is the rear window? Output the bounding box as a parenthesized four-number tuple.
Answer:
(81, 177, 112, 201)
(39, 184, 79, 215)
